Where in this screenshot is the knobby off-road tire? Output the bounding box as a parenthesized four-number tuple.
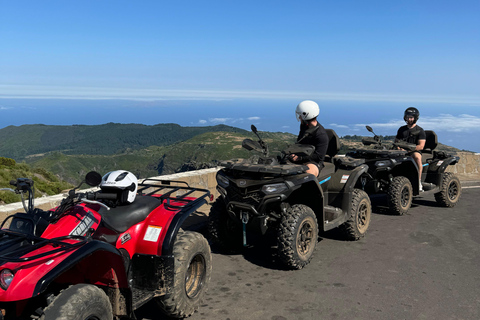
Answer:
(435, 172, 461, 207)
(387, 176, 413, 215)
(277, 204, 318, 270)
(156, 231, 212, 318)
(341, 189, 372, 240)
(208, 199, 243, 252)
(41, 284, 113, 320)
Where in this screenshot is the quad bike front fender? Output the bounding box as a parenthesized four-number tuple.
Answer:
(339, 164, 369, 215)
(391, 159, 420, 194)
(0, 240, 129, 302)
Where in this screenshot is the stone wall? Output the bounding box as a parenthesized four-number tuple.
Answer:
(0, 168, 220, 222)
(446, 152, 480, 180)
(1, 153, 479, 220)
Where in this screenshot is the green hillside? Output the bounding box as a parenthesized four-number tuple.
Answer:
(0, 123, 248, 160)
(0, 157, 73, 204)
(25, 130, 297, 185)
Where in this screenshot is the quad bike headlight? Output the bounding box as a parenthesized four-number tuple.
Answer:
(375, 160, 392, 168)
(262, 183, 288, 194)
(0, 269, 14, 290)
(216, 174, 230, 188)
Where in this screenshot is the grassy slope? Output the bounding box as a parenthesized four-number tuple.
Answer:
(0, 159, 73, 204)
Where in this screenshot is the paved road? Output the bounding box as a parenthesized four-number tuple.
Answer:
(137, 186, 480, 320)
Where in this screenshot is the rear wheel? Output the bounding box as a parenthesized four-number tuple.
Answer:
(387, 176, 413, 215)
(277, 204, 318, 270)
(156, 231, 212, 318)
(208, 199, 243, 252)
(341, 189, 371, 240)
(435, 173, 461, 207)
(41, 284, 112, 320)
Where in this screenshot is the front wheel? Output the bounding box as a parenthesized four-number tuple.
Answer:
(41, 284, 113, 320)
(156, 231, 212, 318)
(435, 172, 461, 207)
(277, 204, 318, 270)
(387, 176, 413, 215)
(341, 189, 372, 240)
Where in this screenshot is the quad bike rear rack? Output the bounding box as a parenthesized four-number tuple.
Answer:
(137, 178, 211, 210)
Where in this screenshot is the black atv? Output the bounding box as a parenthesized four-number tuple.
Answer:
(345, 126, 461, 215)
(208, 125, 371, 269)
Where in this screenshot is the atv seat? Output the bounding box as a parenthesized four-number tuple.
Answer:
(324, 129, 340, 163)
(99, 195, 161, 233)
(319, 129, 340, 181)
(421, 130, 437, 164)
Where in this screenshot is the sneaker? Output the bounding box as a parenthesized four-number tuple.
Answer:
(419, 180, 424, 192)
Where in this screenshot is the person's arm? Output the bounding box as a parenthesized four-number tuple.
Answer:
(416, 129, 426, 151)
(416, 139, 426, 151)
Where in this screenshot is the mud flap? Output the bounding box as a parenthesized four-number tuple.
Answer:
(131, 254, 174, 309)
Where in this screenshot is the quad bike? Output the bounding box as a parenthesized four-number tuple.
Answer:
(0, 172, 212, 320)
(208, 125, 371, 270)
(345, 126, 461, 215)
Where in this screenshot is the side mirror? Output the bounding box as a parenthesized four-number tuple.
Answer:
(251, 125, 258, 134)
(85, 171, 102, 187)
(366, 125, 373, 133)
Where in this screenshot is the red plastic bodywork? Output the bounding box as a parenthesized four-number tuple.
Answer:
(0, 194, 188, 302)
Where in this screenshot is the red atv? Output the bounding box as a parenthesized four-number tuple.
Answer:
(0, 171, 212, 320)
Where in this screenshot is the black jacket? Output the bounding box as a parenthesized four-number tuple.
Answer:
(296, 123, 329, 167)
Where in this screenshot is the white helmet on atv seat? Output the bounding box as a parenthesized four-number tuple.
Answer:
(100, 170, 138, 204)
(296, 100, 320, 121)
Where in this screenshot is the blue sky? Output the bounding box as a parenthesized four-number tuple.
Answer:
(1, 1, 479, 151)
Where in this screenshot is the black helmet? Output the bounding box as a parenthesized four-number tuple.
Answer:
(404, 107, 420, 123)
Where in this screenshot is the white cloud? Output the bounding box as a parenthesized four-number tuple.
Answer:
(209, 118, 231, 124)
(198, 119, 207, 124)
(356, 114, 480, 133)
(329, 123, 349, 129)
(248, 116, 260, 120)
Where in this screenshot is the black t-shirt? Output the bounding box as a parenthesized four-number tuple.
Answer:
(296, 123, 329, 167)
(396, 125, 426, 145)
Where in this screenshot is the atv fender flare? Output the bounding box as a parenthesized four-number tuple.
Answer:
(391, 159, 420, 194)
(433, 156, 460, 182)
(33, 240, 133, 317)
(160, 198, 208, 256)
(288, 176, 325, 222)
(340, 164, 369, 214)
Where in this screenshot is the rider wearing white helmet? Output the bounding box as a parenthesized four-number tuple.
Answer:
(290, 100, 329, 177)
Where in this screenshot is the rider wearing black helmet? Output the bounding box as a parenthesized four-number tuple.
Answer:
(395, 107, 426, 191)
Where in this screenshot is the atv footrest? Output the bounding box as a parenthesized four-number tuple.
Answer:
(324, 206, 344, 231)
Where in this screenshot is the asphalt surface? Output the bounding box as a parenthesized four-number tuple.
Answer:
(137, 185, 480, 320)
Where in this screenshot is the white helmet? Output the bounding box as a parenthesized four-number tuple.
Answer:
(100, 170, 138, 204)
(295, 100, 319, 121)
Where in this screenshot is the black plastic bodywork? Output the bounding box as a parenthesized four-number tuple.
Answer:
(216, 129, 367, 233)
(345, 130, 460, 196)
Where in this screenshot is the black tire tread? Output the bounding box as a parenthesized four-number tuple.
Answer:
(341, 189, 372, 240)
(277, 204, 318, 270)
(41, 284, 112, 320)
(387, 176, 413, 215)
(434, 172, 461, 207)
(156, 231, 212, 318)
